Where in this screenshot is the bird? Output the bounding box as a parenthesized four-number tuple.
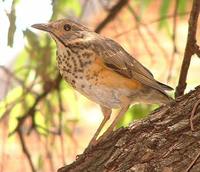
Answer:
(32, 19, 173, 146)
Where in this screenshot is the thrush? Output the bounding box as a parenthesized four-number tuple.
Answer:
(32, 19, 173, 146)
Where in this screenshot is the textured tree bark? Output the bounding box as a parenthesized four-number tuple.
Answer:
(58, 86, 200, 172)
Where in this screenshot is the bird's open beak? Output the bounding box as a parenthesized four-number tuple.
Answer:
(31, 23, 50, 32)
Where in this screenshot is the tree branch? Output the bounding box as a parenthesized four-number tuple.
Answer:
(175, 0, 200, 97)
(9, 74, 62, 172)
(58, 85, 200, 172)
(95, 0, 129, 33)
(167, 0, 179, 82)
(17, 129, 36, 172)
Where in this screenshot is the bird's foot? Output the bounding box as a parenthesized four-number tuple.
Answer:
(98, 126, 114, 141)
(85, 129, 113, 153)
(84, 138, 98, 153)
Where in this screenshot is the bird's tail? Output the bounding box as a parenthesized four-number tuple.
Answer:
(156, 81, 174, 104)
(157, 81, 173, 91)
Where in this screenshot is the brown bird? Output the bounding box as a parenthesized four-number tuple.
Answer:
(32, 19, 173, 146)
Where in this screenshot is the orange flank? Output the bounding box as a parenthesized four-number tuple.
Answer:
(89, 57, 142, 90)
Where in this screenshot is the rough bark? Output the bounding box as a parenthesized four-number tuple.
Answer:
(58, 86, 200, 172)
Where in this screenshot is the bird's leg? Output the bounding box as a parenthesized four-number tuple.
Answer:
(88, 106, 112, 147)
(99, 104, 130, 141)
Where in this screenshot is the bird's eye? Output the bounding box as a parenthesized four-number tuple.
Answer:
(63, 24, 71, 31)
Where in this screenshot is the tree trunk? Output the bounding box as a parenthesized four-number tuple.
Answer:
(58, 86, 200, 172)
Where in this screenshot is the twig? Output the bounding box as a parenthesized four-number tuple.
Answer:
(0, 65, 24, 85)
(175, 0, 200, 97)
(57, 88, 66, 164)
(17, 129, 36, 172)
(149, 11, 189, 25)
(113, 11, 190, 38)
(127, 5, 154, 64)
(95, 0, 129, 33)
(185, 150, 200, 172)
(11, 74, 62, 172)
(45, 138, 55, 172)
(79, 0, 90, 19)
(143, 24, 169, 63)
(98, 0, 116, 11)
(0, 77, 43, 123)
(0, 122, 7, 172)
(9, 74, 62, 136)
(121, 5, 169, 67)
(28, 123, 61, 135)
(190, 95, 200, 131)
(0, 65, 38, 95)
(167, 0, 179, 82)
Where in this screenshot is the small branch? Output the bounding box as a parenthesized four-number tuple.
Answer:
(127, 5, 154, 63)
(167, 0, 179, 82)
(17, 129, 36, 172)
(0, 65, 24, 85)
(0, 65, 39, 96)
(57, 88, 66, 164)
(119, 4, 170, 67)
(143, 24, 169, 63)
(113, 11, 190, 38)
(95, 0, 129, 33)
(9, 74, 62, 172)
(79, 0, 89, 19)
(9, 74, 62, 136)
(175, 0, 200, 97)
(45, 138, 55, 172)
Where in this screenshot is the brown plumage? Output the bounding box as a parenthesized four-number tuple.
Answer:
(32, 19, 173, 146)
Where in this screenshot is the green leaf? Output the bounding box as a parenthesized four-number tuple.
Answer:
(35, 111, 48, 135)
(159, 0, 171, 29)
(117, 104, 158, 128)
(140, 0, 153, 14)
(66, 0, 81, 16)
(63, 122, 73, 135)
(9, 103, 24, 132)
(51, 0, 81, 20)
(24, 93, 35, 107)
(14, 50, 28, 69)
(5, 87, 23, 103)
(37, 154, 44, 170)
(0, 86, 24, 120)
(178, 0, 187, 14)
(23, 29, 40, 50)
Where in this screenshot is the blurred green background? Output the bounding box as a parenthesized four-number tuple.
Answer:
(0, 0, 199, 172)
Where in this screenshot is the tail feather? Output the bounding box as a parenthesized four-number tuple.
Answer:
(157, 81, 173, 91)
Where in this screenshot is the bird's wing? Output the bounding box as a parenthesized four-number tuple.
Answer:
(91, 37, 169, 93)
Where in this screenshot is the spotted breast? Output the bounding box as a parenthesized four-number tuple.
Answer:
(56, 41, 143, 109)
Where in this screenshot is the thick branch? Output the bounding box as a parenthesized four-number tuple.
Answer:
(58, 86, 200, 172)
(175, 0, 200, 97)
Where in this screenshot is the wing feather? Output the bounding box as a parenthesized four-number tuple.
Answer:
(91, 36, 168, 94)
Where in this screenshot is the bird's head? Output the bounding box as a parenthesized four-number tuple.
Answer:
(32, 19, 91, 46)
